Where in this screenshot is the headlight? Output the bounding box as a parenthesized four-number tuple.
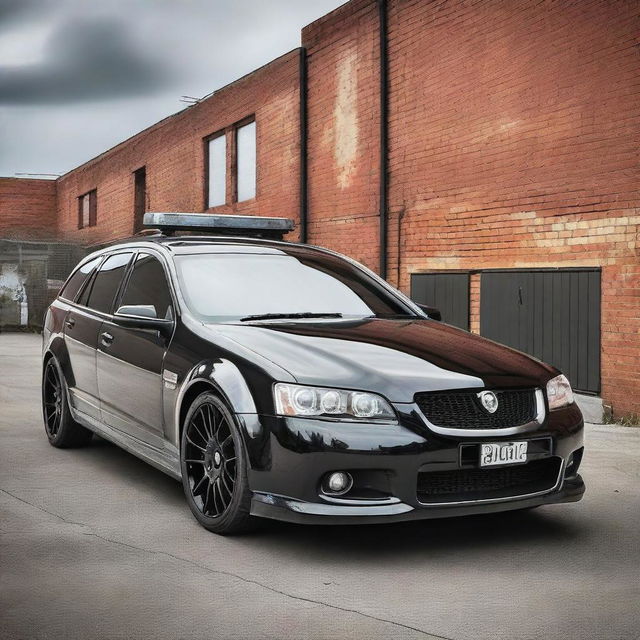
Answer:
(546, 374, 574, 410)
(273, 383, 397, 423)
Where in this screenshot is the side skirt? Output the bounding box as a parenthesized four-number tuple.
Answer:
(71, 406, 182, 480)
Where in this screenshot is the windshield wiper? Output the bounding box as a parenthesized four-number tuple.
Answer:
(239, 312, 343, 322)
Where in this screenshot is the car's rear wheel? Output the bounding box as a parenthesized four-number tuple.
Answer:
(180, 391, 253, 535)
(42, 358, 93, 448)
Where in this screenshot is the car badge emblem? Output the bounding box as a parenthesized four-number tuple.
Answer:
(478, 391, 499, 413)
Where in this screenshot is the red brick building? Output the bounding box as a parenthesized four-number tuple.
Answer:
(1, 0, 638, 418)
(0, 178, 57, 240)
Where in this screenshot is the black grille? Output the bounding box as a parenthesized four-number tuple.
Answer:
(417, 457, 561, 503)
(415, 389, 537, 430)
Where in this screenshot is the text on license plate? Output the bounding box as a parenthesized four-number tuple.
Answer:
(480, 441, 528, 467)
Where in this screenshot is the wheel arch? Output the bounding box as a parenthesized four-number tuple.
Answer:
(173, 359, 263, 451)
(178, 380, 217, 443)
(43, 335, 74, 389)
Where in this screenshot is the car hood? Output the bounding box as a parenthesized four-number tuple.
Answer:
(209, 318, 556, 403)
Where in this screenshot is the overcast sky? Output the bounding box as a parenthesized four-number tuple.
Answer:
(0, 0, 346, 177)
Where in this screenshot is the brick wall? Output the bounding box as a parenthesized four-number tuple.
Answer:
(55, 50, 302, 244)
(0, 178, 57, 240)
(303, 0, 381, 271)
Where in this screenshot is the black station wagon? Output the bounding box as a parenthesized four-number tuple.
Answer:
(42, 213, 585, 534)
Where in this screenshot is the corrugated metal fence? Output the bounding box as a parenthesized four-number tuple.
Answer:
(410, 273, 470, 330)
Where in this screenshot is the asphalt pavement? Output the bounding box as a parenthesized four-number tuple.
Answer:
(1, 333, 639, 640)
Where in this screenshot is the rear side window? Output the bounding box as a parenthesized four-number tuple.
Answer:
(85, 252, 133, 314)
(59, 256, 102, 302)
(119, 253, 173, 320)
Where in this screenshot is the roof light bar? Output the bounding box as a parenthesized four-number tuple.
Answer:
(143, 212, 295, 239)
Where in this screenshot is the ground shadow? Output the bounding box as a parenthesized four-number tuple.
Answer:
(69, 435, 184, 504)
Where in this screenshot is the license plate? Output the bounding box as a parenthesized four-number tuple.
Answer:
(480, 441, 528, 467)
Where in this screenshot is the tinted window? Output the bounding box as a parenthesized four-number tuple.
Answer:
(175, 251, 409, 323)
(119, 253, 173, 320)
(77, 271, 95, 307)
(59, 256, 102, 302)
(85, 252, 132, 314)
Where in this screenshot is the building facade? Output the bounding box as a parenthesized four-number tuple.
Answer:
(1, 0, 639, 418)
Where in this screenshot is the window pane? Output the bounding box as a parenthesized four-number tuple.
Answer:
(86, 252, 132, 314)
(119, 253, 172, 320)
(207, 135, 226, 207)
(236, 121, 256, 202)
(82, 195, 90, 228)
(59, 256, 102, 302)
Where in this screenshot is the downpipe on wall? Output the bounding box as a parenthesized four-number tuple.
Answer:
(378, 0, 389, 280)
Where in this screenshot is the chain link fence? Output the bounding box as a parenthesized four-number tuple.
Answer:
(0, 240, 87, 332)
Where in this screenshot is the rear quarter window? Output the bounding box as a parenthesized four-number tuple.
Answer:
(59, 256, 102, 302)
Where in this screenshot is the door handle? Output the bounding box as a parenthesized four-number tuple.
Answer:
(65, 317, 75, 329)
(100, 332, 113, 347)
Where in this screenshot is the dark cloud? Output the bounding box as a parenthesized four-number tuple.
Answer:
(0, 0, 42, 27)
(0, 16, 176, 104)
(0, 0, 346, 175)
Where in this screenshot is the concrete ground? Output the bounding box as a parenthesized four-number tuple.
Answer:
(1, 333, 639, 640)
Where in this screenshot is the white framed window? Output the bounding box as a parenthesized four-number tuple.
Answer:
(207, 134, 226, 208)
(236, 121, 256, 202)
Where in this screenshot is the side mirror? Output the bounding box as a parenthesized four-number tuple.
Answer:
(416, 303, 442, 321)
(114, 305, 174, 337)
(117, 304, 157, 319)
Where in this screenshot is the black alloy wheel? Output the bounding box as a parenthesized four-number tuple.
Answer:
(42, 358, 93, 448)
(181, 392, 252, 534)
(185, 401, 237, 517)
(43, 360, 63, 438)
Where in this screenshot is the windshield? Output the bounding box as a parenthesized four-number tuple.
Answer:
(175, 251, 412, 323)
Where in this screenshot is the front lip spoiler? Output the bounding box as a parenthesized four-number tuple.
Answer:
(250, 474, 585, 525)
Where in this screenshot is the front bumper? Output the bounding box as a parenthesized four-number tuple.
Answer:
(243, 402, 585, 524)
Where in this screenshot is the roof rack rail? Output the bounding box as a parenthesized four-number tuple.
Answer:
(143, 212, 295, 240)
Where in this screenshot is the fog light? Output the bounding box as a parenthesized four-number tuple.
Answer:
(323, 471, 353, 495)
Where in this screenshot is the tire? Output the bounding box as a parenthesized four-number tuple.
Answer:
(42, 357, 93, 448)
(180, 391, 254, 535)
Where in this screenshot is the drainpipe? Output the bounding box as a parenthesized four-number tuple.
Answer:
(378, 0, 389, 279)
(299, 47, 309, 244)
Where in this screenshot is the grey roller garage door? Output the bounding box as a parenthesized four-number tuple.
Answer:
(410, 273, 469, 330)
(480, 269, 601, 394)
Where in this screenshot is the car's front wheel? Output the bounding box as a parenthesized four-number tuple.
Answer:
(180, 391, 253, 535)
(42, 357, 93, 448)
